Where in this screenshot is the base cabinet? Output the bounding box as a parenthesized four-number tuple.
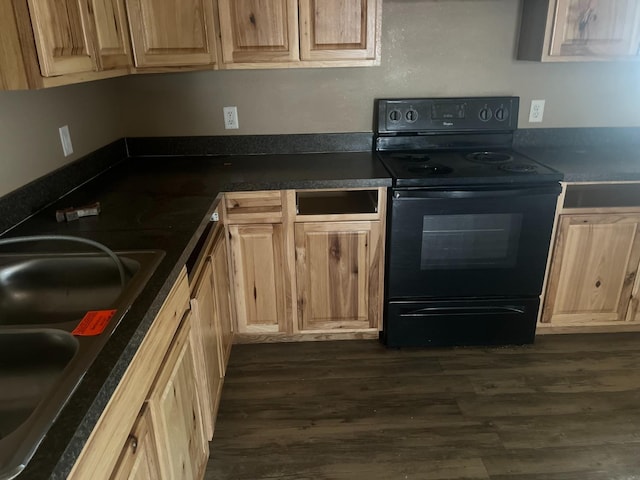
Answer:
(542, 212, 640, 327)
(295, 221, 382, 331)
(191, 258, 223, 439)
(110, 404, 161, 480)
(147, 311, 208, 480)
(228, 223, 287, 334)
(69, 268, 210, 480)
(225, 188, 386, 342)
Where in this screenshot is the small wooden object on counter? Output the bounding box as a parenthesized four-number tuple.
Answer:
(518, 0, 640, 61)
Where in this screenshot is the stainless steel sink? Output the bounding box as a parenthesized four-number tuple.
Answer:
(0, 330, 79, 440)
(0, 249, 165, 480)
(0, 255, 140, 325)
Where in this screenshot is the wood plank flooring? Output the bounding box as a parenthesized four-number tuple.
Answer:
(206, 333, 640, 479)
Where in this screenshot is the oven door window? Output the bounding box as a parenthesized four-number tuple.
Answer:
(420, 213, 522, 270)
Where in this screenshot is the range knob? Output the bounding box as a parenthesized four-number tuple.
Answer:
(405, 109, 418, 123)
(495, 107, 509, 122)
(389, 109, 402, 122)
(478, 106, 493, 122)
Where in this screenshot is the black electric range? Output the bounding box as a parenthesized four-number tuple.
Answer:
(376, 97, 562, 348)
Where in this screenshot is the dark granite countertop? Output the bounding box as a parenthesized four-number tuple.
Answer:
(1, 150, 390, 479)
(519, 145, 640, 183)
(513, 127, 640, 183)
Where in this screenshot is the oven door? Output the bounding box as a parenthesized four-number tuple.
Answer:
(387, 184, 561, 299)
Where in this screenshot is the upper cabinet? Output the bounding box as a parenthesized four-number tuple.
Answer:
(218, 0, 382, 68)
(89, 0, 132, 70)
(27, 0, 96, 76)
(1, 0, 133, 90)
(218, 0, 299, 64)
(518, 0, 640, 61)
(1, 0, 382, 90)
(125, 0, 218, 68)
(298, 0, 379, 62)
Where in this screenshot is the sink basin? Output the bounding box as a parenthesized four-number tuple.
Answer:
(0, 331, 78, 440)
(0, 249, 165, 480)
(0, 255, 140, 325)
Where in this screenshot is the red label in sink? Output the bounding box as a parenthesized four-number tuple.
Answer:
(73, 310, 117, 336)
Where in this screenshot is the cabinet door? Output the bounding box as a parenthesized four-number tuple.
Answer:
(125, 0, 217, 67)
(212, 228, 234, 369)
(550, 0, 640, 57)
(88, 0, 132, 70)
(110, 405, 161, 480)
(191, 259, 223, 441)
(27, 0, 96, 76)
(218, 0, 299, 64)
(229, 223, 286, 333)
(299, 0, 380, 61)
(295, 221, 382, 331)
(542, 213, 640, 326)
(148, 312, 208, 480)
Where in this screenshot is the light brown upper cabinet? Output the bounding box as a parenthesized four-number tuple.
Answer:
(125, 0, 218, 68)
(298, 0, 379, 61)
(218, 0, 299, 64)
(1, 0, 132, 90)
(518, 0, 640, 61)
(217, 0, 381, 68)
(26, 0, 96, 76)
(88, 0, 132, 70)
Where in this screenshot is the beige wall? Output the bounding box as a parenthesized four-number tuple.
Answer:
(2, 0, 640, 197)
(0, 79, 123, 197)
(119, 0, 640, 136)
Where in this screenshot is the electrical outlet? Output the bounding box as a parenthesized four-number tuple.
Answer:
(58, 125, 74, 156)
(529, 100, 545, 123)
(223, 106, 239, 129)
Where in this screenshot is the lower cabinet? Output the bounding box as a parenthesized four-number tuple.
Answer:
(225, 188, 387, 341)
(110, 405, 161, 480)
(228, 223, 287, 334)
(542, 212, 640, 326)
(146, 311, 208, 480)
(211, 226, 234, 367)
(295, 221, 382, 331)
(191, 258, 223, 439)
(69, 266, 213, 480)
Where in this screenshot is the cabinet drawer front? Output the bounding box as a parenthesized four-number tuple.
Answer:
(225, 191, 283, 223)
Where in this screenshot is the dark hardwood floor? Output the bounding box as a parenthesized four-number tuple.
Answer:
(206, 333, 640, 479)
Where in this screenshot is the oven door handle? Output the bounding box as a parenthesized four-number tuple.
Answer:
(393, 184, 561, 199)
(400, 305, 526, 316)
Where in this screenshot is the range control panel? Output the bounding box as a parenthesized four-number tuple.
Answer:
(376, 97, 519, 134)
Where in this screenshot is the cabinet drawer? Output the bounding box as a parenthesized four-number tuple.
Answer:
(295, 188, 385, 221)
(225, 191, 283, 223)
